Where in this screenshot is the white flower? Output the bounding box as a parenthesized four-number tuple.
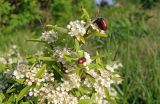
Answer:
(12, 45, 17, 49)
(54, 47, 70, 63)
(0, 57, 7, 64)
(83, 52, 92, 66)
(67, 20, 86, 41)
(41, 30, 58, 43)
(29, 88, 39, 97)
(106, 65, 114, 72)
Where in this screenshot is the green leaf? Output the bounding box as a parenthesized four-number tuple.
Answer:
(7, 94, 16, 104)
(37, 56, 55, 62)
(75, 91, 81, 97)
(112, 77, 123, 81)
(104, 87, 117, 104)
(96, 51, 102, 65)
(35, 64, 46, 78)
(80, 36, 85, 44)
(76, 67, 83, 77)
(64, 54, 76, 62)
(6, 84, 17, 93)
(81, 8, 90, 20)
(16, 86, 32, 103)
(104, 87, 110, 100)
(78, 86, 91, 95)
(95, 32, 108, 37)
(15, 79, 25, 84)
(35, 82, 43, 90)
(46, 25, 68, 33)
(74, 39, 80, 52)
(0, 93, 5, 103)
(52, 65, 64, 77)
(20, 101, 30, 104)
(27, 56, 55, 63)
(0, 64, 5, 71)
(90, 94, 96, 103)
(78, 99, 92, 104)
(26, 39, 45, 43)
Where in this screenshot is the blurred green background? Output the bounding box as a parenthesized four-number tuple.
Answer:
(0, 0, 160, 103)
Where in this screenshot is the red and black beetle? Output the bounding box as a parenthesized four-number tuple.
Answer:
(77, 57, 86, 64)
(94, 17, 107, 31)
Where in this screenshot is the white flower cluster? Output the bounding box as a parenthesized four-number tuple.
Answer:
(10, 50, 121, 104)
(0, 45, 22, 65)
(41, 30, 58, 43)
(54, 47, 70, 64)
(12, 63, 54, 86)
(67, 20, 86, 41)
(83, 52, 92, 66)
(83, 63, 123, 104)
(28, 68, 80, 104)
(0, 57, 7, 64)
(12, 62, 80, 104)
(38, 83, 78, 104)
(62, 68, 81, 90)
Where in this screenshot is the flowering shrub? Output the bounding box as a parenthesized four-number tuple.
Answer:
(0, 9, 122, 104)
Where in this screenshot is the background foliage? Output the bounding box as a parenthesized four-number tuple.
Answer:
(0, 0, 160, 103)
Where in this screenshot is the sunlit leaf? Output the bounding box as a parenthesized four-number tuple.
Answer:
(0, 93, 5, 103)
(78, 99, 92, 104)
(15, 79, 25, 84)
(64, 54, 76, 62)
(52, 65, 64, 77)
(75, 39, 80, 52)
(94, 32, 108, 37)
(6, 84, 17, 93)
(81, 8, 90, 20)
(46, 25, 68, 33)
(35, 64, 46, 78)
(80, 36, 85, 44)
(16, 86, 32, 102)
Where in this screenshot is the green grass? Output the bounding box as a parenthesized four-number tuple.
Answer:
(105, 7, 160, 104)
(0, 29, 42, 56)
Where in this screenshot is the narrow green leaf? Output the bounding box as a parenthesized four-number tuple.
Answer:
(16, 86, 32, 102)
(0, 93, 5, 103)
(90, 94, 96, 103)
(6, 84, 16, 93)
(80, 36, 85, 44)
(112, 77, 123, 81)
(64, 54, 76, 62)
(15, 79, 25, 84)
(78, 99, 92, 104)
(37, 56, 55, 62)
(78, 86, 91, 95)
(52, 65, 64, 77)
(7, 94, 16, 104)
(75, 39, 80, 52)
(0, 64, 5, 71)
(26, 39, 45, 43)
(35, 64, 46, 78)
(81, 8, 90, 20)
(46, 25, 68, 33)
(96, 51, 102, 65)
(95, 32, 108, 37)
(20, 101, 30, 104)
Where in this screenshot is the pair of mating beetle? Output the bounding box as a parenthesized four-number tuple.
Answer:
(77, 17, 107, 64)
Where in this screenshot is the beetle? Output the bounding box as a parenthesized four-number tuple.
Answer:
(77, 57, 86, 64)
(94, 17, 107, 31)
